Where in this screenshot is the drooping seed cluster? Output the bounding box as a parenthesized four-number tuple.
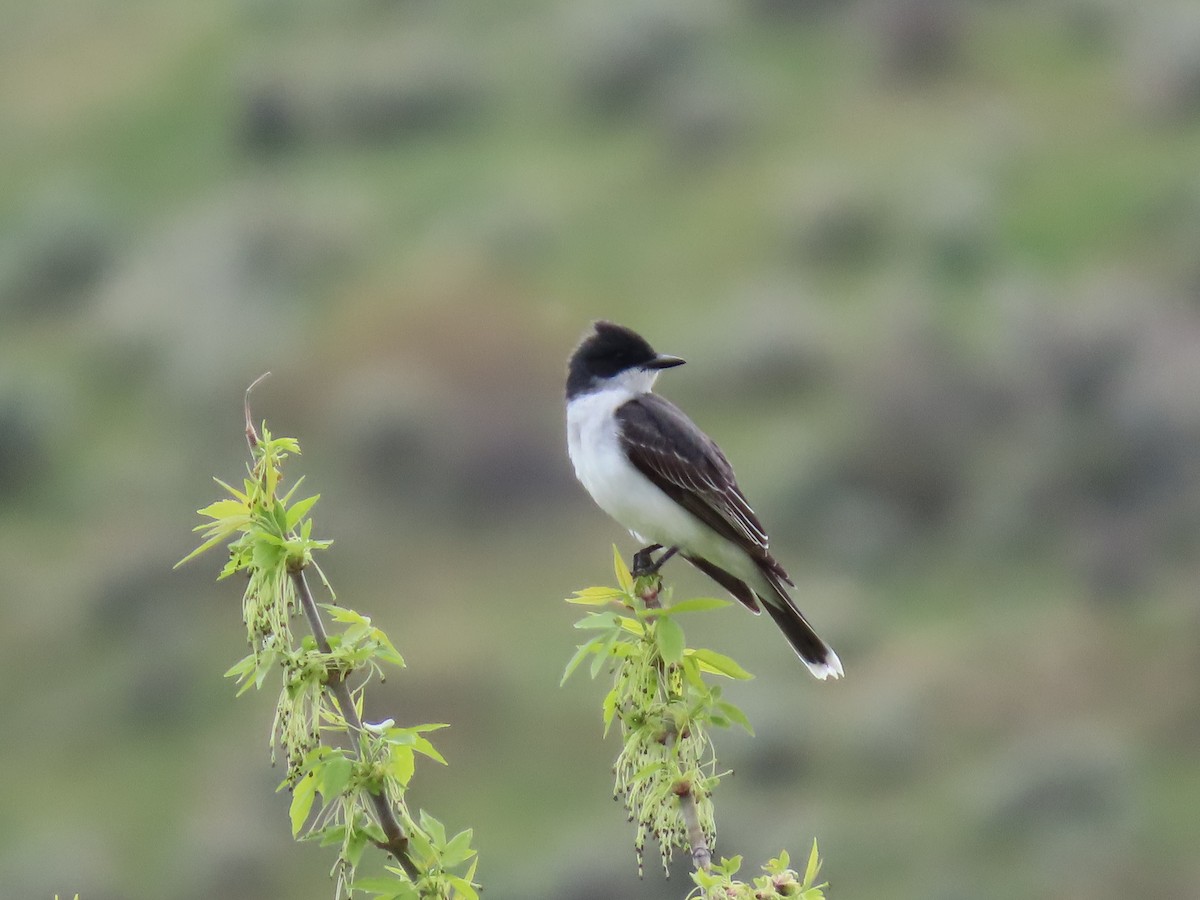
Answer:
(272, 646, 334, 780)
(609, 620, 719, 876)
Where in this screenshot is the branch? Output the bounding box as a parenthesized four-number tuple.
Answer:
(567, 551, 828, 897)
(677, 777, 712, 872)
(185, 412, 480, 896)
(289, 566, 422, 883)
(636, 575, 712, 874)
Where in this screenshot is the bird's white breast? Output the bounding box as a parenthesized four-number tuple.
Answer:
(566, 387, 741, 571)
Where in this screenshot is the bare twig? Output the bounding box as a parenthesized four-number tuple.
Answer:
(678, 779, 712, 871)
(244, 372, 271, 450)
(289, 566, 422, 883)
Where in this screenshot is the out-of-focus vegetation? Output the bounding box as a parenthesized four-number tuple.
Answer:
(2, 1, 1199, 898)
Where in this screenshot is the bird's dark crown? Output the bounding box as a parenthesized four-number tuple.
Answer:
(566, 321, 661, 398)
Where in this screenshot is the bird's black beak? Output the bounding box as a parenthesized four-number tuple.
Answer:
(645, 353, 686, 370)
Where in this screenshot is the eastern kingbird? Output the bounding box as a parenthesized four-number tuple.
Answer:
(565, 321, 842, 680)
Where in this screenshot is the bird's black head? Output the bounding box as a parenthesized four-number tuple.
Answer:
(566, 321, 685, 399)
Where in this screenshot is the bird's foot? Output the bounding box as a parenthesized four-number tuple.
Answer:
(631, 545, 661, 577)
(631, 544, 678, 578)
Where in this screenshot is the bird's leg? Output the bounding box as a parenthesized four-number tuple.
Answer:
(650, 545, 678, 572)
(631, 544, 678, 577)
(631, 544, 662, 578)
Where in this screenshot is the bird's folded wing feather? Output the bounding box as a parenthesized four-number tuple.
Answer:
(615, 394, 775, 561)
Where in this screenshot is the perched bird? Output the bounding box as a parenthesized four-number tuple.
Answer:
(565, 321, 842, 680)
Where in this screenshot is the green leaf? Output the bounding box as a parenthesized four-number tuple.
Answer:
(411, 735, 447, 765)
(407, 827, 435, 865)
(223, 654, 255, 680)
(764, 849, 790, 874)
(656, 616, 685, 665)
(251, 539, 285, 574)
(445, 875, 479, 900)
(804, 839, 822, 887)
(419, 810, 447, 848)
(278, 472, 306, 505)
(566, 586, 628, 605)
(232, 654, 267, 696)
(717, 700, 755, 736)
(602, 687, 619, 737)
(616, 616, 644, 636)
(374, 642, 406, 669)
(346, 825, 369, 868)
(589, 630, 620, 679)
(574, 612, 619, 631)
(718, 854, 744, 876)
(322, 604, 369, 625)
(213, 476, 249, 501)
(654, 597, 731, 616)
(561, 635, 605, 685)
(612, 544, 633, 593)
(686, 647, 754, 680)
(319, 753, 354, 798)
(289, 772, 316, 836)
(174, 530, 237, 568)
(680, 656, 707, 692)
(348, 877, 406, 892)
(285, 493, 321, 530)
(691, 867, 724, 889)
(315, 824, 346, 847)
(197, 498, 250, 521)
(389, 746, 415, 786)
(441, 828, 475, 867)
(349, 875, 411, 898)
(630, 760, 666, 784)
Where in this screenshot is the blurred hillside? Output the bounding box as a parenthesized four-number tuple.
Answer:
(2, 1, 1199, 898)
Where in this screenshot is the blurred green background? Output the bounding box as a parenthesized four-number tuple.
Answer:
(3, 0, 1200, 898)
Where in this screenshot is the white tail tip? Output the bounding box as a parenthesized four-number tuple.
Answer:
(804, 648, 844, 680)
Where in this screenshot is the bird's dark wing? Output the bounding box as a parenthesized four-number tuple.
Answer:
(616, 394, 789, 582)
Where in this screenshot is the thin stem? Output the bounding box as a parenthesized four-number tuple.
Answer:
(290, 566, 422, 883)
(679, 782, 712, 871)
(636, 574, 663, 611)
(243, 372, 271, 450)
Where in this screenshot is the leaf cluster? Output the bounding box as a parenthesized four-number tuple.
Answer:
(689, 843, 828, 899)
(180, 424, 477, 899)
(564, 549, 833, 897)
(563, 548, 753, 875)
(180, 429, 330, 703)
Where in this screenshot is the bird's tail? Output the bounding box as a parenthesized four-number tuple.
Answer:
(683, 552, 843, 680)
(762, 601, 843, 679)
(760, 581, 843, 680)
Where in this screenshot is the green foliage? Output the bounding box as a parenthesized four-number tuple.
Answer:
(563, 548, 751, 875)
(688, 842, 828, 900)
(565, 550, 831, 895)
(179, 421, 478, 899)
